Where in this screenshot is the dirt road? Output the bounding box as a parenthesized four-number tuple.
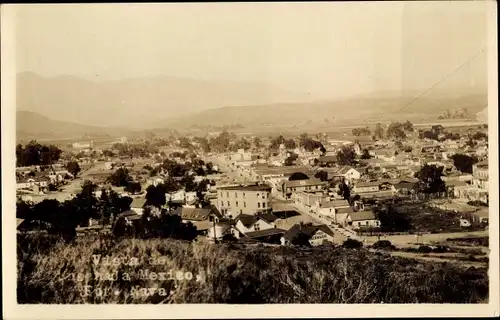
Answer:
(362, 230, 489, 246)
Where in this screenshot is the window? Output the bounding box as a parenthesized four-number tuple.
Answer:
(235, 192, 238, 198)
(262, 202, 266, 208)
(243, 193, 245, 198)
(254, 224, 260, 231)
(236, 201, 239, 207)
(244, 202, 246, 208)
(257, 193, 260, 197)
(258, 202, 261, 208)
(227, 201, 230, 206)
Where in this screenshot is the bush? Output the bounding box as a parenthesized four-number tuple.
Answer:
(417, 245, 432, 253)
(432, 245, 449, 253)
(467, 200, 488, 207)
(342, 238, 363, 249)
(372, 240, 396, 251)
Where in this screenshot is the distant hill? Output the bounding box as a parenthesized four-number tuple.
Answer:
(16, 110, 131, 142)
(163, 90, 488, 131)
(16, 72, 314, 128)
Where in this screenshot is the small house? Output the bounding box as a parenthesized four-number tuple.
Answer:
(346, 210, 380, 230)
(281, 223, 335, 246)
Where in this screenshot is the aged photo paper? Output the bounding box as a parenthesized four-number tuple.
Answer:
(2, 2, 499, 319)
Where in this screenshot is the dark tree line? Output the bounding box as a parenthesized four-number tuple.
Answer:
(16, 181, 133, 241)
(114, 207, 198, 241)
(16, 141, 62, 167)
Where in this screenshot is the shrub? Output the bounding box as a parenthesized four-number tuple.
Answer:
(417, 245, 432, 253)
(467, 200, 488, 207)
(432, 245, 449, 253)
(342, 238, 363, 249)
(372, 240, 396, 251)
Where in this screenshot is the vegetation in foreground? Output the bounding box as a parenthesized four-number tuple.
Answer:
(18, 234, 488, 304)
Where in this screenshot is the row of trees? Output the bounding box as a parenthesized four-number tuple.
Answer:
(16, 141, 62, 167)
(269, 133, 326, 153)
(17, 181, 133, 240)
(144, 177, 211, 208)
(352, 127, 371, 137)
(114, 208, 198, 240)
(359, 121, 414, 141)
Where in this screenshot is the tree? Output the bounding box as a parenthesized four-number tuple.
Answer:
(288, 172, 310, 181)
(66, 161, 81, 177)
(222, 233, 237, 242)
(16, 198, 34, 220)
(253, 137, 262, 149)
(284, 153, 298, 166)
(124, 181, 142, 194)
(352, 127, 371, 136)
(284, 139, 297, 149)
(472, 131, 488, 141)
(270, 135, 286, 150)
(336, 146, 356, 165)
(415, 164, 446, 193)
(107, 168, 133, 187)
(146, 185, 166, 208)
(342, 238, 363, 249)
(291, 231, 311, 247)
(402, 120, 414, 132)
(71, 180, 100, 225)
(374, 205, 411, 232)
(183, 174, 197, 192)
(339, 182, 351, 200)
(360, 149, 372, 159)
(374, 123, 384, 139)
(315, 171, 329, 182)
(450, 154, 478, 174)
(387, 122, 406, 140)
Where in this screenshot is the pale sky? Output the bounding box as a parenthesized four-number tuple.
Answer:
(14, 2, 488, 99)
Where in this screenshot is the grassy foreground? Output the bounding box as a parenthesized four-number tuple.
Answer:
(17, 234, 488, 304)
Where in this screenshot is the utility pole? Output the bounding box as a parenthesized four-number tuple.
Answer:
(212, 213, 217, 244)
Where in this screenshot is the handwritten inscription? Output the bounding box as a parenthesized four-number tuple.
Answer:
(74, 254, 206, 298)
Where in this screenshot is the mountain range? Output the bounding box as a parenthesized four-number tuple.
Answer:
(16, 72, 314, 129)
(16, 72, 487, 140)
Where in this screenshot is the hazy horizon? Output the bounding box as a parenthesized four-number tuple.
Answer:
(15, 2, 488, 102)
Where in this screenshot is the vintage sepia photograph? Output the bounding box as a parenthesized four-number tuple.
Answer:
(1, 1, 499, 319)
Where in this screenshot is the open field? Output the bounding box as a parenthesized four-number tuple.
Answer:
(17, 233, 488, 304)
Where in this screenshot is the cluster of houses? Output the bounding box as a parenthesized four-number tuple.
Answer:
(16, 164, 72, 194)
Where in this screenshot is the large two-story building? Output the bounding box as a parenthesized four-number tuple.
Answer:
(216, 184, 272, 216)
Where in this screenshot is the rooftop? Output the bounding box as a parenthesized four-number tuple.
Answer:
(217, 184, 272, 192)
(336, 206, 355, 214)
(172, 207, 211, 221)
(283, 223, 335, 241)
(131, 198, 147, 208)
(355, 181, 381, 188)
(284, 179, 326, 188)
(349, 210, 377, 221)
(236, 212, 279, 226)
(244, 228, 287, 239)
(319, 199, 350, 208)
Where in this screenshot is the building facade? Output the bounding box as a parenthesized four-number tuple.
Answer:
(216, 184, 272, 216)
